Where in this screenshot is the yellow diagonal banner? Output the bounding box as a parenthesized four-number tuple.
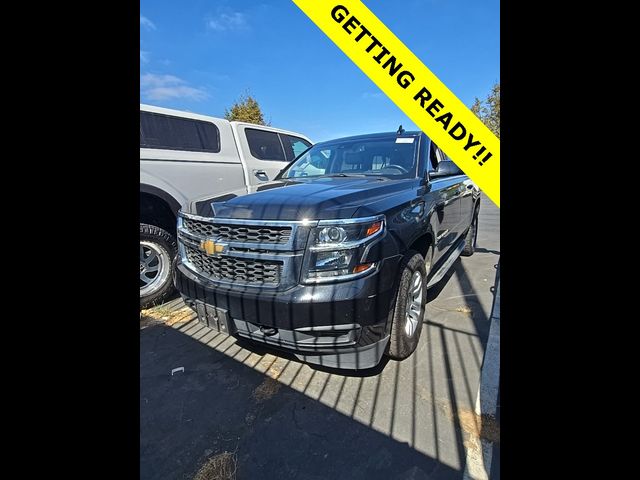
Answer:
(292, 0, 500, 207)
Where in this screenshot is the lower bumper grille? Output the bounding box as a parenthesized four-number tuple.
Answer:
(184, 245, 282, 284)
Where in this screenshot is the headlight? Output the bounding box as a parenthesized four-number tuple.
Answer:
(318, 226, 348, 243)
(303, 216, 385, 282)
(311, 219, 383, 250)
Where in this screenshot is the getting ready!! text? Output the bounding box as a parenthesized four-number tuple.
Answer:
(330, 4, 493, 168)
(331, 5, 415, 90)
(292, 0, 500, 206)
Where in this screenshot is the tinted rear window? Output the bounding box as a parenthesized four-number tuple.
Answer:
(245, 128, 286, 161)
(140, 111, 220, 152)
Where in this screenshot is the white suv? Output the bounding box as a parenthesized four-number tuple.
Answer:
(140, 104, 312, 307)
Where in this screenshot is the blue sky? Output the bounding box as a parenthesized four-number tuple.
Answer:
(140, 0, 499, 142)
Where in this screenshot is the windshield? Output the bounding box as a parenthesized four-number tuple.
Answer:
(280, 136, 419, 179)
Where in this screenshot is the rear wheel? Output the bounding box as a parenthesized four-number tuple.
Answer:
(461, 208, 479, 256)
(140, 223, 177, 308)
(387, 250, 431, 360)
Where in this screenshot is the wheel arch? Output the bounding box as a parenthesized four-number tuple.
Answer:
(408, 230, 434, 260)
(140, 184, 180, 235)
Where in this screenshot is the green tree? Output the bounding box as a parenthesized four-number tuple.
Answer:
(471, 82, 500, 138)
(224, 91, 270, 125)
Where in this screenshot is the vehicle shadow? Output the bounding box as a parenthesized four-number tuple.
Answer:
(427, 256, 493, 348)
(140, 323, 463, 480)
(233, 336, 392, 377)
(426, 259, 458, 303)
(142, 203, 500, 479)
(473, 247, 500, 255)
(141, 252, 496, 479)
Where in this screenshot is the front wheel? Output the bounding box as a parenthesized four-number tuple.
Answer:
(140, 223, 177, 309)
(387, 250, 430, 360)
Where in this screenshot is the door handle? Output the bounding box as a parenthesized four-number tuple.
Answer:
(466, 184, 474, 190)
(254, 170, 269, 181)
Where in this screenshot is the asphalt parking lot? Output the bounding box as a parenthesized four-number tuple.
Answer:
(140, 194, 500, 480)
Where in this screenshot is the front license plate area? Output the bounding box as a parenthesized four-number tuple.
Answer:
(195, 301, 230, 334)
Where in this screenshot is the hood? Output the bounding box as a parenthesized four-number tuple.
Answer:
(188, 176, 419, 220)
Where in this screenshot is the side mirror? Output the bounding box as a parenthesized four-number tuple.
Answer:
(430, 161, 462, 178)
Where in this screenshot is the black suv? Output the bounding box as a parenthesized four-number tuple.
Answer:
(174, 131, 480, 369)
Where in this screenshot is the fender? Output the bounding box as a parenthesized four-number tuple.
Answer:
(140, 183, 182, 214)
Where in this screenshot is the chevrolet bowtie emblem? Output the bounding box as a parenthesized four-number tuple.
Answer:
(200, 239, 226, 255)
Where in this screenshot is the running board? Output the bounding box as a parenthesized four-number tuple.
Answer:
(427, 238, 465, 288)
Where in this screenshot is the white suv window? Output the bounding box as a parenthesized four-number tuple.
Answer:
(140, 111, 220, 152)
(245, 128, 286, 161)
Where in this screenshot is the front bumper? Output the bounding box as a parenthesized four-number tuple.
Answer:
(174, 255, 402, 369)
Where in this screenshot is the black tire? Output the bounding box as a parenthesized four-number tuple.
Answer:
(140, 223, 177, 309)
(387, 249, 430, 360)
(461, 208, 479, 257)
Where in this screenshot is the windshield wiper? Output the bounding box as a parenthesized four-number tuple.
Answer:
(326, 173, 367, 177)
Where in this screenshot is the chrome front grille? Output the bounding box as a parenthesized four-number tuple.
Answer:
(182, 218, 291, 244)
(184, 245, 282, 284)
(178, 213, 311, 289)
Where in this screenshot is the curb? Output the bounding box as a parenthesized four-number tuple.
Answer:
(463, 260, 500, 480)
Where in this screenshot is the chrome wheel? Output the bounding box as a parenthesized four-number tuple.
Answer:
(404, 270, 424, 336)
(140, 241, 170, 296)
